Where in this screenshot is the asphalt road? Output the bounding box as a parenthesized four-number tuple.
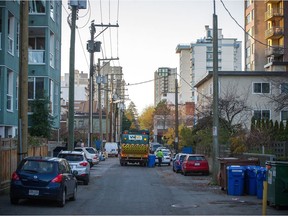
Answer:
(0, 157, 288, 215)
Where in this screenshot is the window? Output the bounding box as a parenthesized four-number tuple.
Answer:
(253, 110, 270, 120)
(28, 35, 45, 64)
(16, 23, 19, 56)
(7, 70, 13, 111)
(29, 0, 45, 14)
(0, 18, 2, 50)
(281, 111, 288, 122)
(50, 32, 55, 68)
(253, 82, 270, 94)
(16, 76, 19, 110)
(8, 13, 15, 55)
(50, 1, 54, 20)
(280, 83, 288, 94)
(28, 77, 45, 99)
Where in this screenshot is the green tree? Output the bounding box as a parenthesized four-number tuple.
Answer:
(29, 94, 54, 139)
(123, 101, 139, 130)
(122, 112, 132, 131)
(179, 124, 194, 151)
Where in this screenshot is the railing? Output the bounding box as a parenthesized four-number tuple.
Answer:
(265, 45, 284, 57)
(265, 8, 284, 21)
(265, 26, 284, 39)
(28, 50, 45, 64)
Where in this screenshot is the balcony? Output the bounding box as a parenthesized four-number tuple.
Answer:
(28, 50, 45, 64)
(265, 8, 284, 21)
(8, 36, 14, 55)
(265, 46, 284, 57)
(265, 26, 284, 39)
(265, 0, 281, 3)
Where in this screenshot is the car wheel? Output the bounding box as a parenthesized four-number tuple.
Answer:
(70, 186, 77, 201)
(57, 189, 66, 207)
(10, 197, 19, 205)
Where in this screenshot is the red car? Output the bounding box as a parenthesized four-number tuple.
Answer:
(181, 154, 209, 176)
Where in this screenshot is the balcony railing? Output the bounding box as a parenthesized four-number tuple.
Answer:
(265, 8, 284, 21)
(265, 26, 284, 39)
(265, 45, 284, 57)
(28, 50, 45, 64)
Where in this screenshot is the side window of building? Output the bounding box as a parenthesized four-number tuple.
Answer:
(281, 110, 288, 122)
(253, 82, 270, 94)
(253, 110, 270, 120)
(281, 83, 288, 94)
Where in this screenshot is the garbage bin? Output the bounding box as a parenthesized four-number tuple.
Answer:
(227, 165, 245, 196)
(218, 158, 260, 191)
(245, 165, 261, 195)
(266, 161, 288, 208)
(256, 167, 267, 199)
(148, 154, 156, 168)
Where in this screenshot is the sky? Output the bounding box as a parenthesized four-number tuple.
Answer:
(61, 0, 244, 115)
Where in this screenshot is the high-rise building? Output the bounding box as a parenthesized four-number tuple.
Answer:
(154, 67, 177, 106)
(175, 44, 191, 104)
(0, 1, 62, 138)
(176, 25, 242, 103)
(244, 0, 288, 71)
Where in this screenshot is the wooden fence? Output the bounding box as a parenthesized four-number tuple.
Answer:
(0, 138, 48, 193)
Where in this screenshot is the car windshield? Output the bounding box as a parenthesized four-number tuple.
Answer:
(58, 154, 84, 162)
(180, 155, 186, 160)
(85, 148, 96, 154)
(163, 152, 170, 156)
(188, 156, 205, 161)
(20, 160, 55, 173)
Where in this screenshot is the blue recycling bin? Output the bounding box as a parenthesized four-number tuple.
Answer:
(227, 165, 245, 196)
(245, 165, 261, 195)
(256, 167, 267, 199)
(148, 154, 156, 167)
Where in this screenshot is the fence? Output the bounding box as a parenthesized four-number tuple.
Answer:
(0, 138, 48, 193)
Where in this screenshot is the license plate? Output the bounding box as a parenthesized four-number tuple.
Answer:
(195, 163, 200, 166)
(29, 190, 39, 196)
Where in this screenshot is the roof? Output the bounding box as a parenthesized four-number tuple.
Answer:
(195, 71, 288, 88)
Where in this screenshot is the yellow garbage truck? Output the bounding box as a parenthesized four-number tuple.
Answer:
(120, 130, 150, 166)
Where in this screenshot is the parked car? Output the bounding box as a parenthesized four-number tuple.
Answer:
(104, 142, 119, 157)
(57, 151, 90, 185)
(10, 156, 78, 207)
(155, 151, 171, 166)
(172, 153, 188, 173)
(74, 147, 99, 167)
(181, 154, 209, 176)
(150, 143, 162, 153)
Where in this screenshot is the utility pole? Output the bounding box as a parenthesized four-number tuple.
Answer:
(67, 4, 77, 151)
(88, 21, 96, 147)
(212, 0, 220, 183)
(97, 59, 103, 150)
(18, 0, 29, 163)
(175, 78, 179, 154)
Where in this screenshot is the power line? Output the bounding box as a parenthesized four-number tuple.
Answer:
(220, 0, 288, 50)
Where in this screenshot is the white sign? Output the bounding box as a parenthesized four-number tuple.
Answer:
(128, 135, 142, 140)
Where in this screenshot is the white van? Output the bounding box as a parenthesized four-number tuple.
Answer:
(104, 142, 119, 157)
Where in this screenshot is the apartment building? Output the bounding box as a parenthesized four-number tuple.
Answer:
(154, 67, 177, 106)
(0, 1, 62, 138)
(245, 0, 288, 71)
(195, 71, 288, 130)
(176, 25, 242, 104)
(175, 44, 191, 104)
